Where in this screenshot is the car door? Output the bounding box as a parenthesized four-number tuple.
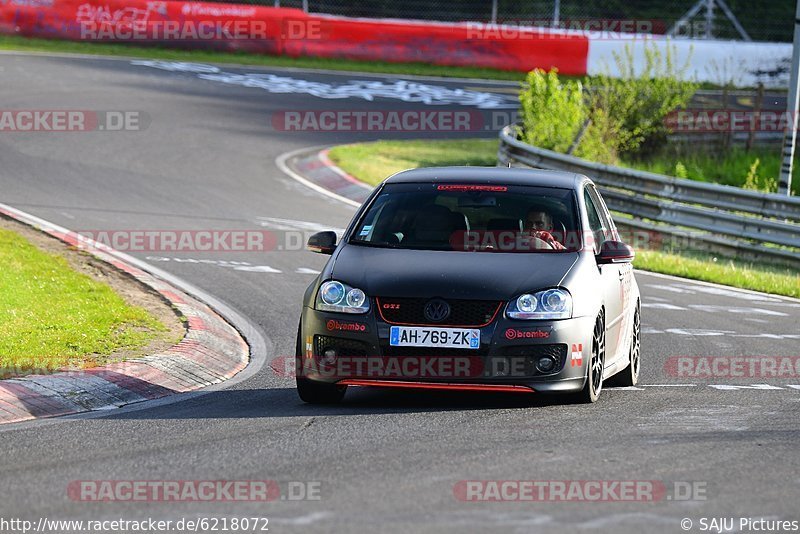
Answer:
(592, 185, 635, 361)
(583, 187, 624, 368)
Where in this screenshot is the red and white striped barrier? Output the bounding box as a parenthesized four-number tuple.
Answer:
(0, 0, 791, 86)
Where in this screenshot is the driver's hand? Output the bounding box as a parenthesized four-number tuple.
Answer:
(532, 231, 566, 250)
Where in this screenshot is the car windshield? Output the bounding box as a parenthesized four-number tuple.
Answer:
(350, 182, 580, 252)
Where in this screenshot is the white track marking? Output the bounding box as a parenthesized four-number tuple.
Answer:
(131, 60, 518, 108)
(643, 327, 735, 336)
(687, 305, 788, 316)
(145, 256, 282, 273)
(643, 327, 799, 340)
(615, 384, 800, 392)
(646, 284, 695, 294)
(270, 511, 335, 526)
(276, 146, 362, 208)
(637, 270, 800, 304)
(233, 265, 282, 273)
(674, 283, 789, 303)
(641, 302, 687, 310)
(639, 384, 698, 387)
(145, 256, 319, 276)
(255, 216, 345, 234)
(709, 384, 787, 390)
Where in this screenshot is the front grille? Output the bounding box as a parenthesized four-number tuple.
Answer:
(376, 297, 502, 326)
(500, 344, 568, 376)
(314, 335, 370, 358)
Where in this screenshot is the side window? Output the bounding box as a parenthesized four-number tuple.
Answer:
(588, 186, 617, 240)
(583, 189, 608, 252)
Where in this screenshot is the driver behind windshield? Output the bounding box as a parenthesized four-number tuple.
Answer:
(525, 209, 566, 250)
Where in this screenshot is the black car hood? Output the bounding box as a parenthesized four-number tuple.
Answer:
(331, 245, 579, 301)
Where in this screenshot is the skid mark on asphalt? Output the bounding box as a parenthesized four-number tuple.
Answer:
(574, 513, 681, 529)
(634, 406, 754, 432)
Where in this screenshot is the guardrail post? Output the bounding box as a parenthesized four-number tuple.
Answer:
(779, 0, 800, 196)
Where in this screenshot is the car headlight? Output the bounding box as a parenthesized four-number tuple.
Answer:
(316, 280, 370, 314)
(507, 289, 572, 320)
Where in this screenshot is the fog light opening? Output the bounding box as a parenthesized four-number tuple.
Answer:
(321, 349, 337, 365)
(536, 356, 556, 374)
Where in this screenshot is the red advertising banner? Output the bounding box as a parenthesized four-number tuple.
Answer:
(0, 0, 589, 74)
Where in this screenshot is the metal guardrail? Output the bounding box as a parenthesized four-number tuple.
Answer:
(497, 125, 800, 268)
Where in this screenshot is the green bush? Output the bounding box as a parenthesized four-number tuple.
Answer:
(519, 69, 586, 153)
(518, 69, 618, 163)
(573, 107, 620, 164)
(584, 43, 699, 157)
(518, 43, 698, 164)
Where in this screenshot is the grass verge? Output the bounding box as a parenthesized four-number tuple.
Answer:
(328, 139, 499, 186)
(622, 145, 800, 196)
(0, 225, 169, 376)
(633, 250, 799, 298)
(327, 138, 800, 298)
(0, 34, 527, 82)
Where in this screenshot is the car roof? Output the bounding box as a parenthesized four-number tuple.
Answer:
(384, 166, 589, 189)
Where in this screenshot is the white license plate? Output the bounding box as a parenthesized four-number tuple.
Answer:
(389, 326, 480, 349)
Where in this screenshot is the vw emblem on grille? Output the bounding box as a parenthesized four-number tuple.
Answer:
(424, 299, 451, 323)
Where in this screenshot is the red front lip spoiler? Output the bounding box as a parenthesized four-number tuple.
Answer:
(338, 379, 535, 394)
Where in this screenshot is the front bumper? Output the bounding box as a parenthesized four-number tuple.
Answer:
(299, 306, 594, 394)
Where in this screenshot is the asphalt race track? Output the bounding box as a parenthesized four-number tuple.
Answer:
(1, 52, 799, 533)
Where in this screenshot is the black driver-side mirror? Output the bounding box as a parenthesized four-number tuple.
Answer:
(307, 231, 337, 255)
(596, 240, 635, 264)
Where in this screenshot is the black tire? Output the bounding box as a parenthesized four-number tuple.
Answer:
(296, 376, 347, 404)
(295, 320, 347, 404)
(574, 311, 605, 404)
(609, 303, 641, 387)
